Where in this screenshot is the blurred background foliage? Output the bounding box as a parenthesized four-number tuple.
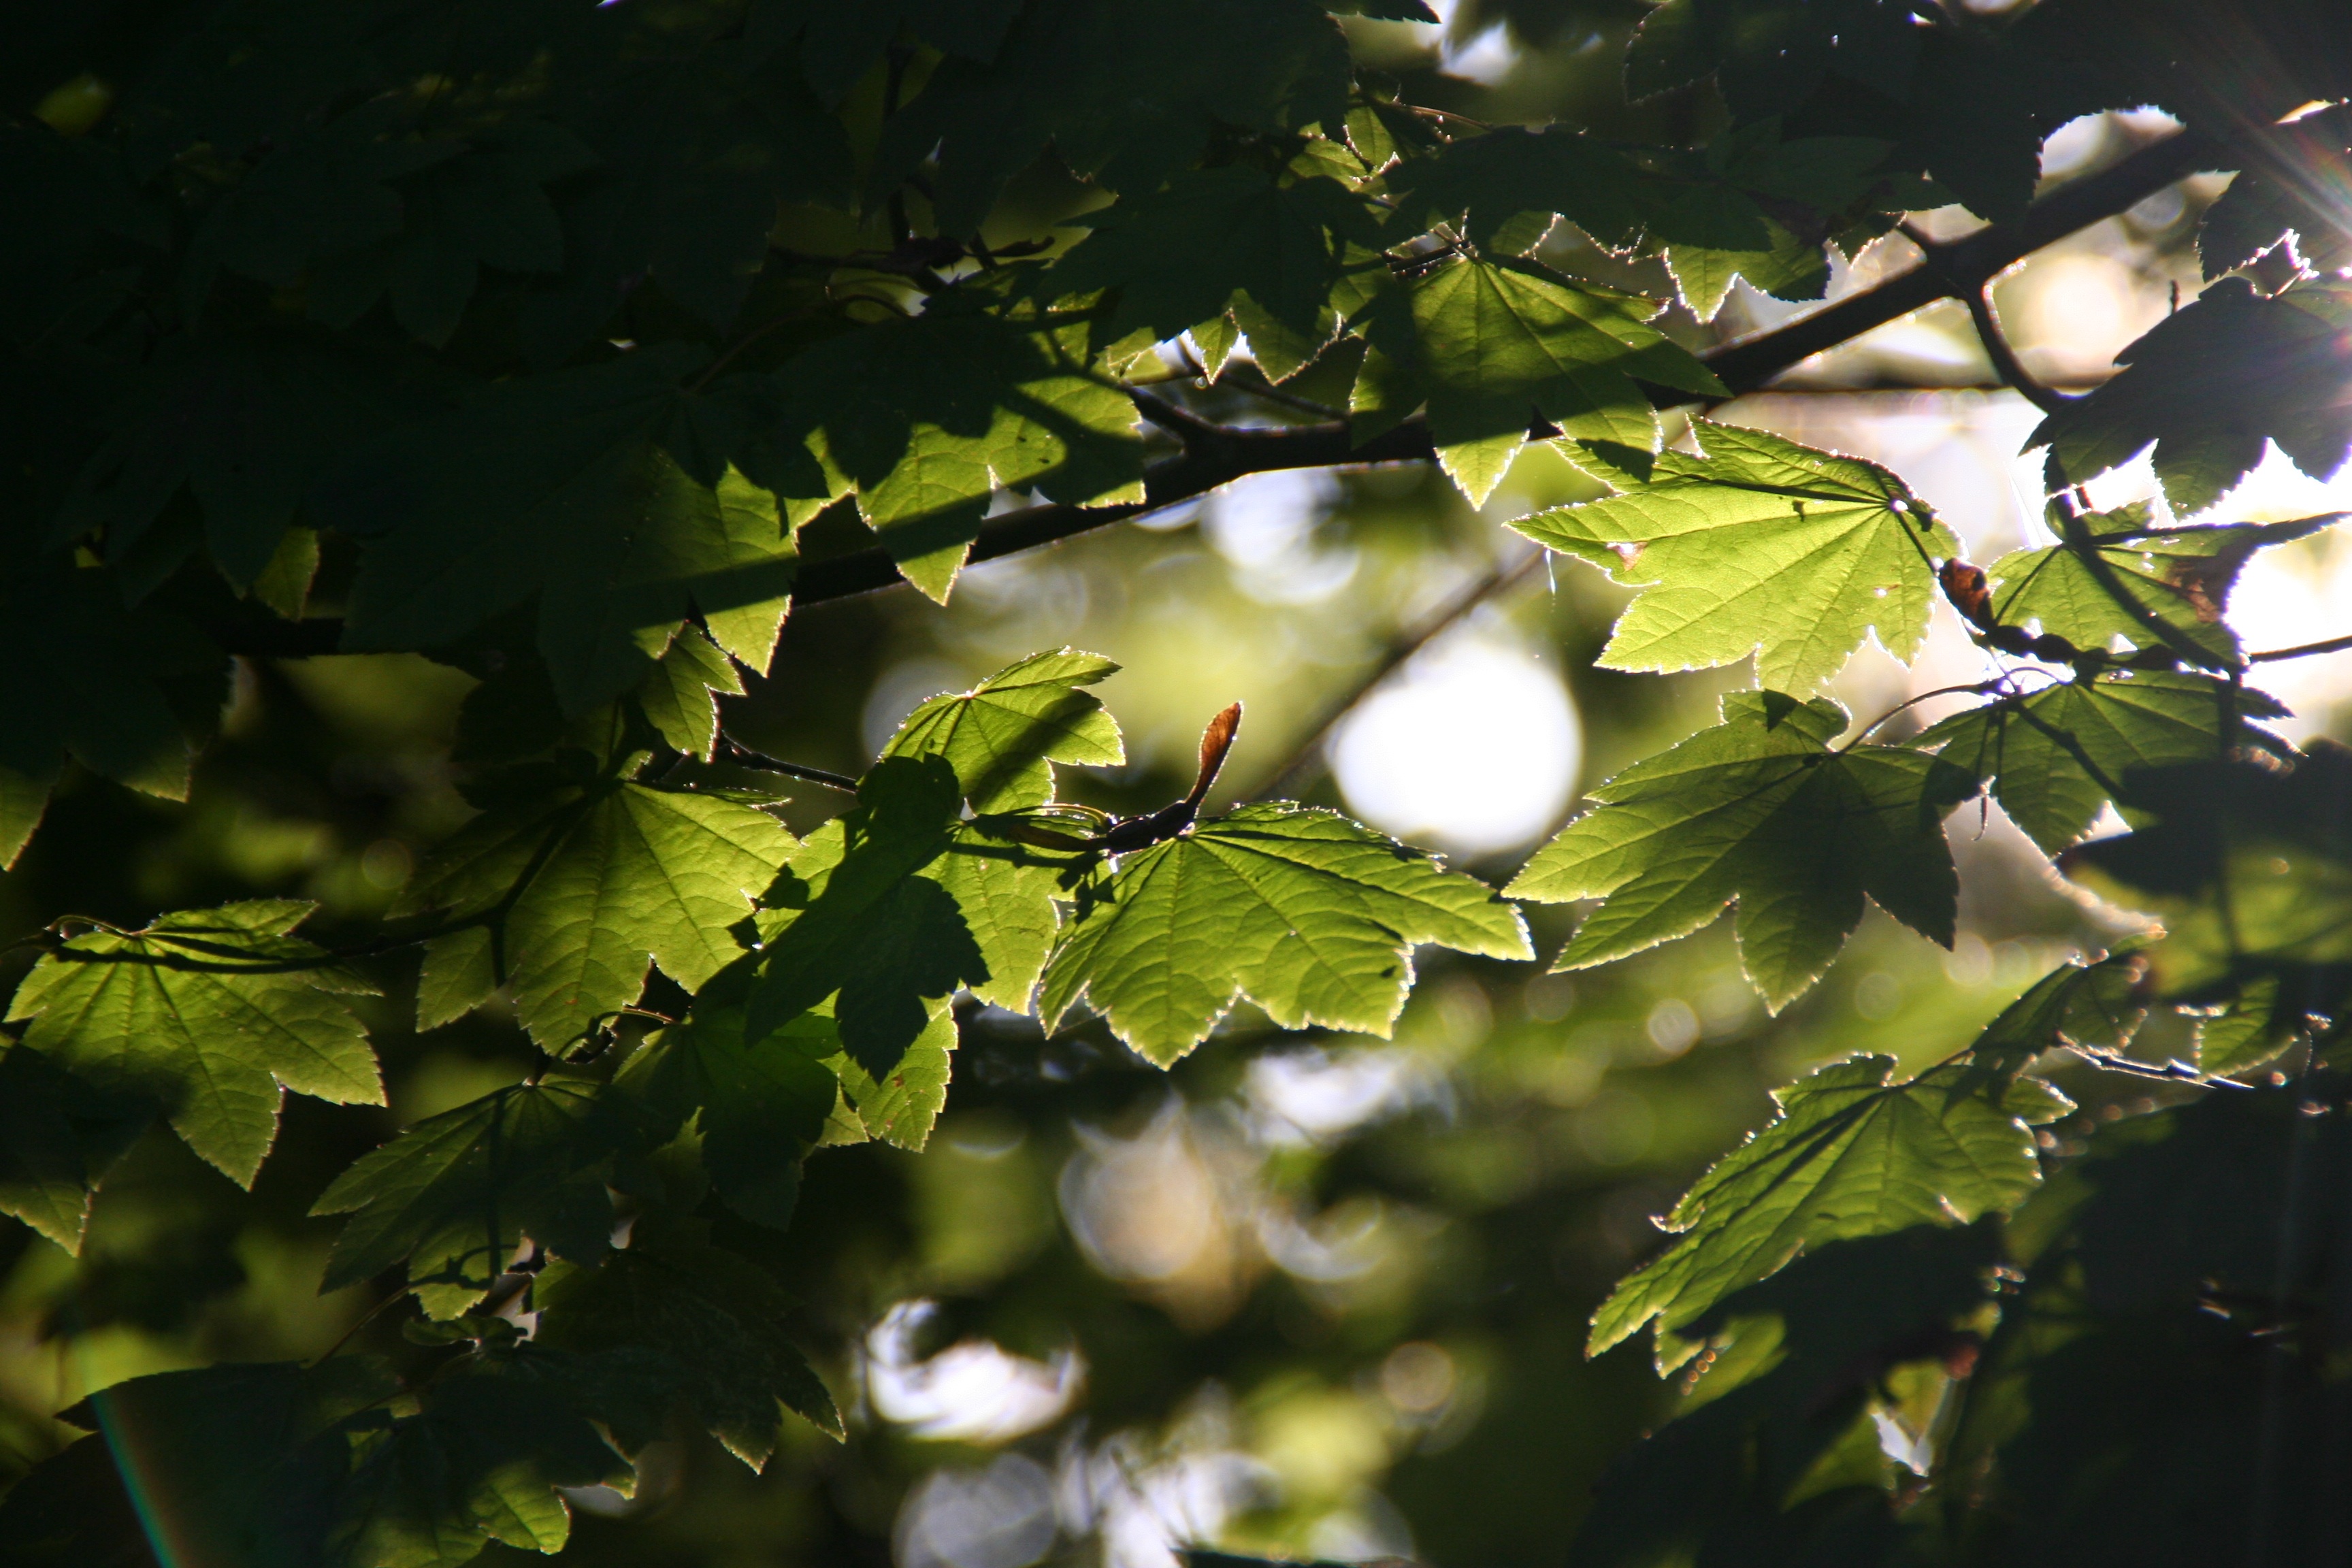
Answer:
(1, 3, 2338, 1566)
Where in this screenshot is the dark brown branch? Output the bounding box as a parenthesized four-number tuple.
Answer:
(1245, 546, 1550, 802)
(2252, 631, 2352, 664)
(1957, 285, 2074, 416)
(209, 129, 2217, 659)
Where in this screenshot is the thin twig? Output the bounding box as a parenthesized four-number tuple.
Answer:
(2251, 630, 2352, 663)
(714, 738, 860, 794)
(1247, 547, 1550, 801)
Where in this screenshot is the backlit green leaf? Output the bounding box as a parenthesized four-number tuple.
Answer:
(1920, 672, 2286, 855)
(881, 647, 1124, 812)
(1040, 803, 1531, 1065)
(1507, 692, 1977, 1011)
(1513, 421, 1958, 691)
(1352, 255, 1725, 505)
(7, 900, 382, 1188)
(394, 777, 791, 1050)
(1588, 1054, 2070, 1367)
(774, 302, 1145, 600)
(749, 755, 1080, 1073)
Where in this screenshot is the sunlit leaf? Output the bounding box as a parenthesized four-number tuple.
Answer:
(1509, 692, 1977, 1011)
(1513, 421, 1958, 691)
(1040, 803, 1531, 1064)
(7, 900, 381, 1187)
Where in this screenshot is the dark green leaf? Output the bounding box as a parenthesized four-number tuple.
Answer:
(536, 1235, 843, 1462)
(1587, 1055, 2068, 1367)
(870, 0, 1352, 236)
(0, 553, 223, 867)
(619, 990, 840, 1228)
(0, 1047, 152, 1254)
(2029, 279, 2352, 516)
(772, 303, 1145, 600)
(1920, 672, 2286, 855)
(333, 349, 798, 713)
(1043, 166, 1382, 380)
(311, 1078, 643, 1318)
(334, 1358, 625, 1565)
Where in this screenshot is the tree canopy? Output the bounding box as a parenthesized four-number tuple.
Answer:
(6, 1, 2352, 1565)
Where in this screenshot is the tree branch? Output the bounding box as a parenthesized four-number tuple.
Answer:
(208, 129, 2217, 659)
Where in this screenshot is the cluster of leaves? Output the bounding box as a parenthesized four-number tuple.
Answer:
(10, 0, 2352, 1562)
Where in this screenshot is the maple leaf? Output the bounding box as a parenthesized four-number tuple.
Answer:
(393, 774, 793, 1050)
(1352, 255, 1725, 505)
(535, 1235, 843, 1465)
(1039, 803, 1531, 1064)
(881, 647, 1125, 811)
(1921, 672, 2287, 855)
(1513, 421, 1958, 691)
(1588, 1054, 2070, 1368)
(332, 347, 799, 713)
(7, 900, 382, 1188)
(1508, 692, 1978, 1010)
(312, 1077, 644, 1318)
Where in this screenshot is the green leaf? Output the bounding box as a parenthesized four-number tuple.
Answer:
(1042, 166, 1382, 380)
(823, 998, 958, 1151)
(1919, 672, 2287, 855)
(2195, 973, 2302, 1077)
(306, 120, 596, 348)
(619, 988, 840, 1228)
(394, 777, 792, 1049)
(1352, 255, 1725, 505)
(0, 552, 223, 866)
(1963, 951, 2148, 1081)
(754, 0, 1023, 102)
(333, 348, 798, 713)
(749, 755, 1079, 1071)
(881, 647, 1124, 812)
(536, 1235, 843, 1463)
(58, 332, 427, 587)
(1512, 420, 1958, 691)
(2029, 279, 2352, 516)
(7, 1359, 402, 1568)
(634, 625, 744, 762)
(1040, 802, 1531, 1065)
(1507, 692, 1978, 1011)
(2062, 747, 2352, 999)
(870, 0, 1352, 235)
(6, 900, 382, 1188)
(1980, 506, 2329, 672)
(1383, 126, 1656, 253)
(311, 1078, 642, 1318)
(335, 1360, 626, 1565)
(519, 36, 853, 359)
(774, 301, 1145, 600)
(1588, 1054, 2070, 1367)
(0, 1046, 152, 1254)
